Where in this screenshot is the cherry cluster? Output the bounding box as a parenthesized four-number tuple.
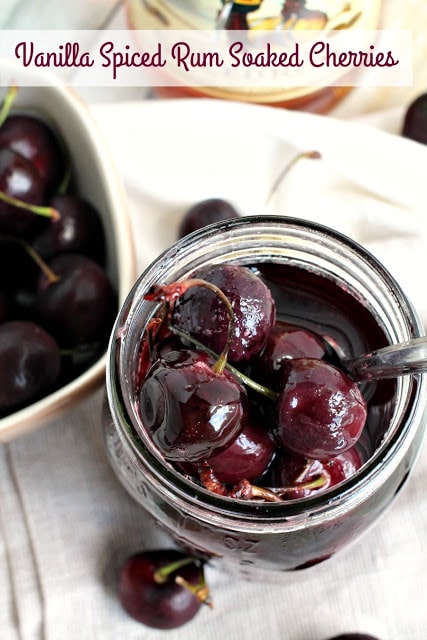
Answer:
(0, 86, 117, 417)
(136, 260, 367, 502)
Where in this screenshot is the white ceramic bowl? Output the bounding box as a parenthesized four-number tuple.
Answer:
(0, 59, 137, 442)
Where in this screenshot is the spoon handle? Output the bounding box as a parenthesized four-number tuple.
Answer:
(344, 336, 427, 382)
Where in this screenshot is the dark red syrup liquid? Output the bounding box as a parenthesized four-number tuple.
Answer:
(254, 262, 397, 458)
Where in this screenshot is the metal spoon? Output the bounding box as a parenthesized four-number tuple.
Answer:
(341, 336, 427, 383)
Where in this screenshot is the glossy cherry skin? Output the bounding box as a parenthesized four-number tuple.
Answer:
(270, 446, 363, 499)
(139, 348, 247, 462)
(0, 320, 61, 413)
(36, 253, 117, 347)
(118, 549, 205, 629)
(253, 320, 326, 389)
(178, 197, 239, 239)
(180, 416, 276, 484)
(277, 358, 367, 459)
(0, 114, 64, 194)
(202, 417, 275, 484)
(402, 92, 427, 146)
(31, 193, 106, 264)
(0, 147, 45, 234)
(171, 264, 276, 363)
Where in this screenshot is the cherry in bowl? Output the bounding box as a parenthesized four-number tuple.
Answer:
(0, 63, 136, 442)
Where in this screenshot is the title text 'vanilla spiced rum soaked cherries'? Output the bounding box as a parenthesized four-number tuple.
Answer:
(102, 216, 427, 580)
(126, 0, 383, 113)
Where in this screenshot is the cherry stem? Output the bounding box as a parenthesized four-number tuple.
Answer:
(56, 161, 72, 196)
(174, 575, 213, 608)
(144, 278, 235, 375)
(295, 458, 323, 484)
(0, 84, 18, 128)
(154, 556, 198, 583)
(154, 557, 212, 607)
(197, 461, 230, 496)
(266, 149, 322, 206)
(145, 299, 171, 363)
(198, 463, 283, 503)
(0, 190, 60, 221)
(233, 480, 285, 503)
(232, 475, 328, 502)
(198, 462, 327, 503)
(1, 234, 60, 284)
(272, 474, 328, 499)
(146, 317, 164, 362)
(170, 325, 278, 401)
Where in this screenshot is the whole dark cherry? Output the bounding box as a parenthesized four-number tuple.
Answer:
(178, 197, 239, 239)
(139, 347, 247, 462)
(0, 113, 64, 194)
(402, 92, 427, 145)
(118, 549, 210, 629)
(277, 358, 367, 459)
(252, 320, 326, 389)
(0, 146, 46, 234)
(179, 415, 276, 484)
(31, 193, 106, 264)
(171, 263, 276, 363)
(36, 252, 117, 347)
(0, 320, 61, 413)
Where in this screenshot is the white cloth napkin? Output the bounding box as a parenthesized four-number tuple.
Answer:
(1, 98, 427, 640)
(93, 97, 427, 324)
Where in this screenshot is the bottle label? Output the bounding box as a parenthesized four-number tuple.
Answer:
(233, 0, 262, 7)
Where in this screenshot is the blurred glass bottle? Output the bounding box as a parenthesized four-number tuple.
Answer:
(126, 0, 383, 113)
(218, 1, 264, 30)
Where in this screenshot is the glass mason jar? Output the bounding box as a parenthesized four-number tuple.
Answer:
(102, 216, 427, 580)
(125, 0, 383, 113)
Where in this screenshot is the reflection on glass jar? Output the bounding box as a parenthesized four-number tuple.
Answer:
(102, 216, 427, 581)
(126, 0, 383, 112)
